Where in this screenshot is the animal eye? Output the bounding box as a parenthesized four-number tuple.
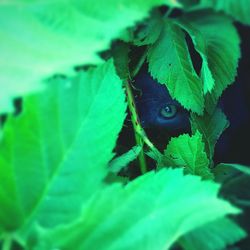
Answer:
(160, 104, 177, 118)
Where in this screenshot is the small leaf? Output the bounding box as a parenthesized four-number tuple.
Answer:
(148, 20, 204, 114)
(109, 146, 142, 174)
(158, 131, 213, 179)
(179, 217, 246, 250)
(191, 108, 229, 161)
(33, 168, 240, 250)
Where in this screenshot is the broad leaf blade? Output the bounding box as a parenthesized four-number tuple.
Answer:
(33, 168, 240, 250)
(148, 20, 204, 114)
(158, 131, 213, 179)
(0, 60, 127, 232)
(0, 0, 180, 113)
(179, 217, 246, 250)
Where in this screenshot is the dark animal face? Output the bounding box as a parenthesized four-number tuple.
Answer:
(134, 70, 190, 135)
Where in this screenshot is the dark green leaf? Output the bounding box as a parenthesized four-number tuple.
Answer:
(147, 20, 204, 114)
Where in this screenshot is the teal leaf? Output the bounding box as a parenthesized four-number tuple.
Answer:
(147, 20, 204, 114)
(191, 108, 229, 161)
(0, 0, 180, 114)
(33, 168, 240, 250)
(200, 0, 250, 25)
(179, 217, 246, 250)
(0, 60, 126, 233)
(176, 11, 240, 111)
(158, 131, 213, 179)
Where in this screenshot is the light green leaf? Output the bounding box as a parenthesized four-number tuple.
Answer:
(158, 131, 213, 179)
(0, 60, 126, 233)
(33, 168, 240, 250)
(179, 217, 246, 250)
(0, 0, 180, 114)
(109, 146, 142, 174)
(191, 108, 229, 161)
(200, 0, 250, 25)
(177, 11, 240, 112)
(147, 20, 204, 114)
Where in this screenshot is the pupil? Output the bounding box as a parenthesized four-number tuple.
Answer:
(165, 106, 171, 113)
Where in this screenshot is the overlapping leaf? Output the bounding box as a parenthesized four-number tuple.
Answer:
(191, 108, 229, 161)
(0, 0, 181, 113)
(176, 11, 240, 111)
(147, 20, 204, 114)
(33, 168, 239, 250)
(200, 0, 250, 25)
(179, 217, 246, 250)
(158, 131, 213, 179)
(0, 60, 126, 233)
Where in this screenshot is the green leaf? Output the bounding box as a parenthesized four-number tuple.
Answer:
(215, 163, 250, 178)
(0, 60, 126, 233)
(109, 146, 142, 174)
(0, 0, 180, 114)
(158, 131, 213, 180)
(190, 108, 229, 161)
(176, 11, 240, 112)
(200, 0, 250, 25)
(112, 42, 131, 80)
(33, 168, 240, 250)
(179, 217, 246, 250)
(133, 11, 164, 46)
(213, 164, 250, 209)
(147, 20, 204, 114)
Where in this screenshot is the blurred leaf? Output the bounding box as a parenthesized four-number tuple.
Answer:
(0, 0, 180, 114)
(113, 42, 130, 80)
(191, 108, 229, 161)
(214, 164, 250, 208)
(147, 20, 204, 114)
(158, 131, 213, 179)
(0, 60, 126, 234)
(200, 0, 250, 25)
(179, 217, 246, 250)
(109, 146, 142, 174)
(33, 168, 239, 250)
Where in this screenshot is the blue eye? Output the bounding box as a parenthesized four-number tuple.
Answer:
(160, 104, 177, 118)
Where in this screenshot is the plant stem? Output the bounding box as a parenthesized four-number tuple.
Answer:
(125, 81, 147, 174)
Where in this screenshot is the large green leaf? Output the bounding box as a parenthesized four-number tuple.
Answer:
(0, 0, 180, 114)
(147, 20, 204, 114)
(0, 60, 126, 233)
(176, 11, 240, 111)
(33, 168, 240, 250)
(158, 131, 213, 179)
(200, 0, 250, 25)
(191, 108, 229, 161)
(179, 217, 246, 250)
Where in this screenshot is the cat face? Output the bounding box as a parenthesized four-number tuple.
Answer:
(134, 70, 190, 134)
